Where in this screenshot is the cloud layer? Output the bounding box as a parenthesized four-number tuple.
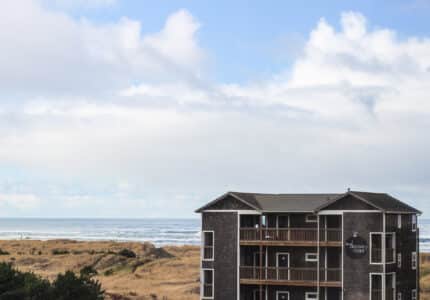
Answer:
(0, 4, 429, 217)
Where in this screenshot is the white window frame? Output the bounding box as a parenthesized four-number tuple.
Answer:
(305, 214, 317, 223)
(276, 291, 290, 300)
(201, 268, 214, 299)
(370, 232, 383, 264)
(305, 292, 318, 300)
(397, 253, 402, 269)
(412, 289, 417, 300)
(202, 231, 214, 261)
(397, 214, 402, 229)
(412, 252, 417, 270)
(412, 215, 417, 232)
(369, 273, 383, 300)
(305, 253, 318, 262)
(386, 272, 396, 300)
(386, 232, 396, 264)
(276, 252, 290, 280)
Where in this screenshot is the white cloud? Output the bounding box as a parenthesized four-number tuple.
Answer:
(0, 2, 203, 97)
(41, 0, 117, 10)
(1, 8, 430, 216)
(0, 194, 41, 210)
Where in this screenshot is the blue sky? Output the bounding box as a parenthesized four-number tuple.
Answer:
(58, 0, 430, 82)
(1, 0, 430, 218)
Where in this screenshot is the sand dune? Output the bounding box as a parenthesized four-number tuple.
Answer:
(2, 240, 430, 299)
(0, 240, 199, 300)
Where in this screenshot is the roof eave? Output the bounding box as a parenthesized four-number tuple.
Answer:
(195, 192, 261, 213)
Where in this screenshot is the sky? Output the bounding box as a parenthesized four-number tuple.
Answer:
(1, 0, 430, 218)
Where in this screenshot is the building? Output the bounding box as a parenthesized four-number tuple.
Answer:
(195, 190, 421, 300)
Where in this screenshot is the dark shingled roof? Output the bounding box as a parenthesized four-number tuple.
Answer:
(230, 192, 339, 212)
(345, 191, 421, 214)
(195, 190, 421, 214)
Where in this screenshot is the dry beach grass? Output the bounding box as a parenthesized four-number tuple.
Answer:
(1, 240, 430, 299)
(0, 240, 199, 300)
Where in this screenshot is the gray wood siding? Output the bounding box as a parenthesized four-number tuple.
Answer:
(343, 212, 383, 300)
(202, 212, 238, 299)
(386, 213, 419, 299)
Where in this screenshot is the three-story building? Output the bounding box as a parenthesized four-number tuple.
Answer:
(196, 190, 420, 300)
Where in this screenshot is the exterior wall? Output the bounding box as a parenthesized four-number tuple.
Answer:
(386, 213, 419, 300)
(240, 285, 319, 300)
(202, 212, 238, 299)
(267, 286, 317, 300)
(343, 212, 383, 300)
(267, 247, 318, 268)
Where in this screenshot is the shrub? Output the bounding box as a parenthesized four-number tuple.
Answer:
(80, 266, 98, 279)
(52, 271, 104, 300)
(118, 249, 136, 258)
(0, 262, 53, 300)
(103, 269, 114, 276)
(52, 249, 70, 255)
(0, 249, 10, 255)
(0, 262, 104, 300)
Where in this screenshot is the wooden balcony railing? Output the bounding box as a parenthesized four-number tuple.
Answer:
(371, 248, 382, 263)
(369, 288, 395, 300)
(319, 268, 342, 282)
(203, 246, 213, 260)
(371, 289, 382, 300)
(202, 284, 213, 298)
(371, 248, 395, 264)
(386, 288, 395, 300)
(240, 266, 341, 283)
(386, 248, 395, 263)
(240, 228, 341, 242)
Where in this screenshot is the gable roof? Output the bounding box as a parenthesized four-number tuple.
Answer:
(230, 192, 339, 212)
(195, 192, 339, 212)
(346, 191, 421, 214)
(196, 190, 421, 214)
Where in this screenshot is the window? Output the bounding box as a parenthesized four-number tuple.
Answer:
(397, 253, 402, 269)
(202, 231, 214, 261)
(305, 253, 318, 262)
(412, 252, 417, 270)
(370, 233, 382, 264)
(386, 273, 396, 300)
(370, 274, 383, 300)
(276, 291, 290, 300)
(412, 289, 417, 300)
(305, 292, 318, 300)
(386, 233, 396, 264)
(397, 292, 402, 300)
(412, 215, 417, 232)
(201, 269, 214, 299)
(398, 214, 402, 229)
(306, 214, 317, 223)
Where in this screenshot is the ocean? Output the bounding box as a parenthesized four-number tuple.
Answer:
(0, 218, 429, 250)
(0, 218, 200, 246)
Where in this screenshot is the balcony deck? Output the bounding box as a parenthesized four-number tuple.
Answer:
(240, 227, 342, 246)
(239, 266, 341, 288)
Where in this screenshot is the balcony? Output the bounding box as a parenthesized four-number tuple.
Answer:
(240, 228, 342, 246)
(370, 248, 395, 264)
(370, 289, 395, 300)
(240, 266, 341, 287)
